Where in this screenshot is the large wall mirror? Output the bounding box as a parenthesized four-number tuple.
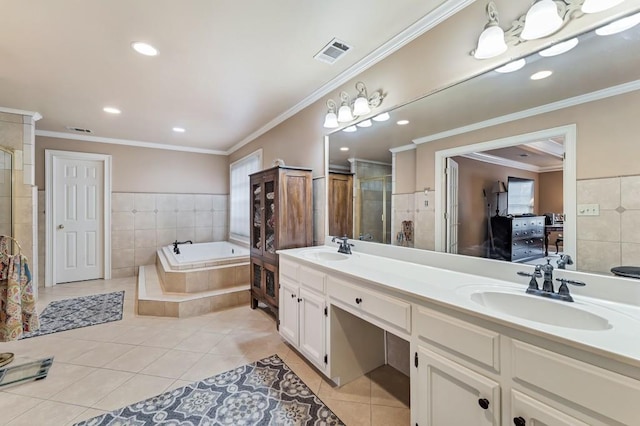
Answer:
(327, 14, 640, 276)
(0, 147, 12, 238)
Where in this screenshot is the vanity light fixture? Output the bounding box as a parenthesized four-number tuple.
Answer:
(531, 70, 553, 80)
(342, 125, 357, 133)
(372, 112, 390, 122)
(471, 1, 589, 60)
(473, 2, 507, 59)
(595, 11, 640, 35)
(323, 81, 384, 128)
(103, 106, 121, 114)
(495, 58, 526, 73)
(131, 41, 158, 56)
(397, 120, 409, 125)
(582, 0, 625, 14)
(172, 127, 186, 133)
(340, 147, 349, 151)
(521, 0, 563, 40)
(538, 37, 579, 57)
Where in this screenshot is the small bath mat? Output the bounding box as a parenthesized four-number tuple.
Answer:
(75, 354, 344, 425)
(21, 291, 124, 339)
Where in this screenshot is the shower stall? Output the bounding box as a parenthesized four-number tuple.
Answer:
(355, 175, 392, 244)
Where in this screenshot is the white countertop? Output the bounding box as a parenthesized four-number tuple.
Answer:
(278, 245, 640, 368)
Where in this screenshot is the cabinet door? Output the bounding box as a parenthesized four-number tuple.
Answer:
(250, 178, 264, 257)
(263, 261, 279, 308)
(279, 280, 299, 345)
(416, 346, 500, 426)
(299, 288, 326, 368)
(511, 390, 589, 426)
(263, 173, 278, 262)
(328, 173, 353, 238)
(250, 259, 263, 305)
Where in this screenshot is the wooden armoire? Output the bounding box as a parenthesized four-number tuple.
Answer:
(249, 166, 313, 322)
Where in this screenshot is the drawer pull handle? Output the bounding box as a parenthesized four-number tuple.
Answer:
(297, 298, 302, 303)
(355, 297, 362, 305)
(291, 294, 296, 298)
(513, 417, 526, 426)
(478, 398, 490, 410)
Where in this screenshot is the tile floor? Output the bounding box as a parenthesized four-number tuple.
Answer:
(0, 277, 410, 425)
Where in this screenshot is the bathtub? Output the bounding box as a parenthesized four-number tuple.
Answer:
(156, 241, 250, 295)
(161, 241, 250, 270)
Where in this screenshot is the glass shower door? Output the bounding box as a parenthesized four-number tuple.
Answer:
(358, 175, 391, 244)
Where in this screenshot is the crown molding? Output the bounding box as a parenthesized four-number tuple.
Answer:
(389, 143, 417, 153)
(414, 78, 640, 145)
(0, 106, 42, 121)
(226, 0, 475, 156)
(460, 151, 563, 173)
(35, 130, 226, 155)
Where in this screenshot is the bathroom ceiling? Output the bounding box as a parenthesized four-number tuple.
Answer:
(0, 0, 461, 153)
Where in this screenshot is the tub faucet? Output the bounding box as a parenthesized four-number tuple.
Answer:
(172, 240, 193, 254)
(557, 254, 573, 269)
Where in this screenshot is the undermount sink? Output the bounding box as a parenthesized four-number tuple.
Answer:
(468, 290, 612, 331)
(301, 250, 350, 262)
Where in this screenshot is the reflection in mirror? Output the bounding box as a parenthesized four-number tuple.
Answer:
(0, 148, 12, 238)
(328, 14, 640, 275)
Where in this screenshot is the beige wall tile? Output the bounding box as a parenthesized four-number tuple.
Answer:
(135, 246, 157, 266)
(213, 195, 228, 211)
(213, 210, 227, 227)
(176, 194, 195, 211)
(577, 210, 620, 242)
(212, 226, 227, 241)
(156, 194, 177, 211)
(156, 228, 177, 247)
(235, 265, 250, 285)
(195, 194, 214, 211)
(163, 272, 186, 292)
(138, 300, 166, 316)
(177, 211, 195, 228)
(156, 211, 177, 229)
(211, 292, 239, 311)
(577, 177, 620, 209)
(621, 210, 640, 243)
(112, 230, 134, 249)
(621, 175, 640, 210)
(0, 121, 23, 149)
(134, 193, 156, 211)
(134, 211, 156, 230)
(112, 267, 135, 278)
(621, 242, 640, 266)
(112, 193, 134, 212)
(577, 240, 621, 274)
(164, 302, 179, 317)
(179, 297, 212, 317)
(195, 227, 213, 243)
(195, 211, 213, 227)
(210, 267, 235, 289)
(112, 211, 135, 231)
(135, 229, 157, 248)
(112, 248, 135, 269)
(186, 270, 209, 292)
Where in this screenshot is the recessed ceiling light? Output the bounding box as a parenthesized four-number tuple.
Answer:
(397, 120, 409, 125)
(103, 106, 121, 114)
(539, 38, 579, 57)
(595, 12, 640, 36)
(356, 119, 372, 128)
(343, 126, 357, 133)
(340, 147, 349, 151)
(131, 42, 158, 56)
(372, 112, 390, 122)
(172, 127, 186, 133)
(530, 70, 553, 80)
(495, 58, 526, 73)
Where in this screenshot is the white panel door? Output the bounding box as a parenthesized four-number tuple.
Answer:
(299, 288, 325, 368)
(445, 158, 459, 254)
(54, 157, 103, 283)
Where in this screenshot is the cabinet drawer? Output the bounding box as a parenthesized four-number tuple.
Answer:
(511, 340, 640, 426)
(279, 257, 299, 282)
(299, 265, 325, 294)
(327, 276, 411, 334)
(414, 306, 500, 372)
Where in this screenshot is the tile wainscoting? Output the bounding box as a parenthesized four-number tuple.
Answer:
(37, 192, 229, 283)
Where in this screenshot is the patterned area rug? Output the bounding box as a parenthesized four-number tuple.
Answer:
(75, 355, 344, 426)
(21, 291, 124, 339)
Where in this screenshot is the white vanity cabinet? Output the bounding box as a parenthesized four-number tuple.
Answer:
(278, 259, 328, 371)
(510, 390, 589, 426)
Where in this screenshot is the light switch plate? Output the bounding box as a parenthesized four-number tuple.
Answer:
(577, 203, 600, 216)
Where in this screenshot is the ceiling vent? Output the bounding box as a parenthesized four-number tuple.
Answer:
(314, 38, 351, 64)
(65, 126, 92, 134)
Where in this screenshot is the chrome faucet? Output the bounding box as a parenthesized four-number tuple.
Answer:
(517, 258, 586, 302)
(557, 254, 573, 269)
(172, 240, 193, 254)
(332, 235, 354, 254)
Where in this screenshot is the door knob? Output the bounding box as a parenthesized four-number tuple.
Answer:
(57, 224, 64, 229)
(513, 417, 526, 426)
(355, 297, 362, 304)
(478, 398, 490, 410)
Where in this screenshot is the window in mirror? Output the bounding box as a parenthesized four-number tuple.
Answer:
(507, 177, 535, 216)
